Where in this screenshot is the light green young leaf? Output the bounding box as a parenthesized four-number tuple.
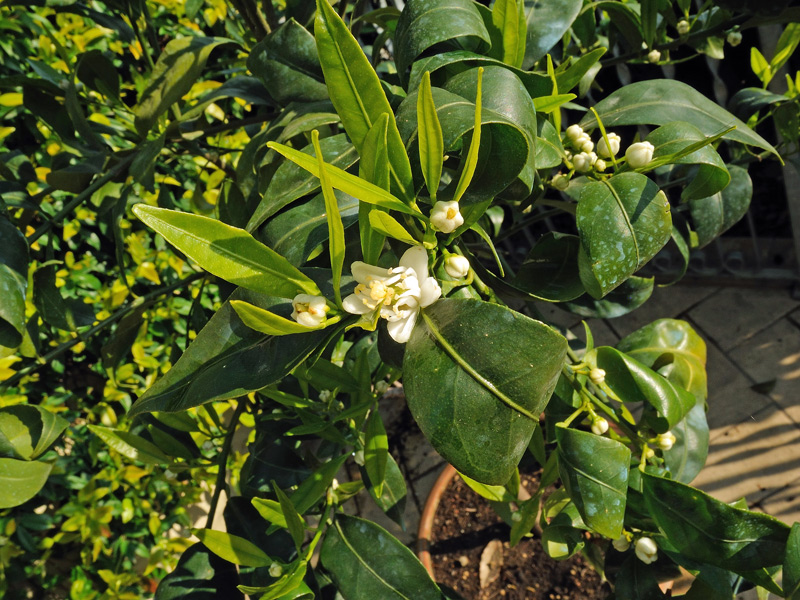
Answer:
(88, 425, 171, 464)
(533, 93, 576, 114)
(751, 47, 772, 86)
(251, 497, 288, 529)
(364, 410, 389, 498)
(0, 458, 52, 508)
(359, 114, 390, 264)
(772, 23, 800, 74)
(230, 300, 327, 336)
(274, 484, 306, 552)
(368, 211, 418, 246)
(312, 130, 345, 308)
(258, 560, 309, 600)
(192, 529, 273, 567)
(459, 471, 512, 502)
(417, 71, 444, 201)
(452, 67, 483, 205)
(493, 0, 526, 68)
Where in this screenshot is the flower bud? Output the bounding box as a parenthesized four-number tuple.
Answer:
(635, 537, 658, 564)
(552, 173, 570, 191)
(612, 534, 631, 552)
(727, 31, 742, 47)
(511, 511, 522, 522)
(291, 294, 330, 327)
(319, 389, 332, 402)
(676, 19, 690, 35)
(269, 562, 284, 578)
(566, 124, 584, 142)
(625, 141, 655, 168)
(444, 255, 470, 279)
(597, 132, 621, 158)
(643, 446, 655, 460)
(588, 368, 606, 384)
(573, 152, 594, 173)
(591, 417, 609, 436)
(430, 200, 465, 233)
(594, 159, 607, 172)
(647, 49, 661, 63)
(579, 138, 594, 154)
(657, 431, 676, 451)
(374, 380, 390, 395)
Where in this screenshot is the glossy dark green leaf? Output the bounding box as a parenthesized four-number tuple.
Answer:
(598, 1, 643, 49)
(89, 425, 172, 464)
(513, 233, 584, 302)
(320, 515, 443, 600)
(642, 473, 790, 572)
(32, 264, 96, 331)
(361, 454, 408, 528)
(522, 0, 582, 67)
(0, 458, 52, 508)
(291, 453, 348, 515)
(614, 555, 665, 600)
(247, 19, 328, 105)
(315, 0, 413, 201)
(394, 0, 490, 85)
(594, 346, 696, 433)
(76, 49, 120, 98)
(134, 37, 229, 136)
(576, 172, 671, 297)
(646, 122, 730, 201)
(193, 529, 274, 567)
(689, 164, 752, 248)
(248, 134, 358, 232)
(0, 405, 68, 461)
(535, 116, 565, 169)
(404, 299, 567, 484)
(555, 426, 629, 538)
(562, 276, 653, 319)
(785, 523, 800, 599)
(133, 205, 320, 298)
(101, 305, 146, 371)
(554, 47, 606, 94)
(616, 318, 708, 404)
(128, 289, 327, 416)
(155, 542, 243, 600)
(661, 403, 709, 484)
(579, 80, 779, 158)
(728, 87, 787, 121)
(540, 501, 586, 560)
(0, 215, 28, 356)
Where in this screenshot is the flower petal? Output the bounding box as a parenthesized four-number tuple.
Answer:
(386, 310, 419, 343)
(351, 261, 390, 283)
(419, 277, 441, 307)
(342, 293, 372, 315)
(399, 245, 429, 279)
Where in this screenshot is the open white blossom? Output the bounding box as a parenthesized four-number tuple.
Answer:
(342, 246, 441, 343)
(635, 537, 658, 564)
(626, 141, 655, 168)
(597, 132, 621, 158)
(444, 255, 470, 279)
(430, 200, 464, 233)
(291, 294, 330, 327)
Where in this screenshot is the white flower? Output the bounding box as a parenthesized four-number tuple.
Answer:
(552, 173, 570, 191)
(269, 562, 283, 578)
(727, 31, 742, 46)
(597, 132, 621, 158)
(589, 368, 606, 384)
(573, 152, 594, 173)
(594, 159, 607, 173)
(625, 141, 655, 168)
(612, 535, 631, 552)
(647, 49, 661, 63)
(591, 417, 609, 436)
(657, 431, 677, 451)
(565, 124, 584, 143)
(444, 255, 470, 279)
(430, 200, 464, 233)
(291, 294, 329, 327)
(676, 19, 690, 35)
(342, 246, 441, 344)
(635, 537, 658, 564)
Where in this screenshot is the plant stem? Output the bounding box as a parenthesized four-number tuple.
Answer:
(206, 398, 248, 529)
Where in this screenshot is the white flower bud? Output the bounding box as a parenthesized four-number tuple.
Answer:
(597, 133, 621, 158)
(565, 124, 584, 142)
(291, 294, 330, 327)
(430, 200, 464, 234)
(591, 417, 609, 436)
(635, 537, 658, 564)
(625, 141, 655, 168)
(594, 159, 607, 172)
(589, 368, 606, 384)
(269, 562, 283, 578)
(579, 138, 594, 153)
(444, 255, 470, 279)
(612, 535, 631, 552)
(647, 49, 661, 63)
(727, 31, 742, 47)
(563, 150, 572, 161)
(676, 19, 690, 35)
(657, 431, 676, 451)
(573, 152, 594, 173)
(319, 389, 332, 402)
(552, 173, 570, 191)
(331, 478, 340, 490)
(374, 380, 390, 394)
(643, 446, 655, 460)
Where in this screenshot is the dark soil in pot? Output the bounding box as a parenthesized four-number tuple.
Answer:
(430, 472, 610, 600)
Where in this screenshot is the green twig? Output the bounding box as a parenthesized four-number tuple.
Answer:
(206, 398, 248, 529)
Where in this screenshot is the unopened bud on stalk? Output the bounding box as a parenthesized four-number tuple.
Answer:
(589, 368, 606, 385)
(552, 173, 570, 191)
(635, 537, 658, 564)
(573, 152, 594, 173)
(657, 431, 676, 451)
(594, 159, 607, 172)
(269, 563, 283, 578)
(676, 19, 690, 35)
(444, 255, 470, 279)
(625, 141, 655, 168)
(612, 534, 631, 552)
(597, 133, 621, 158)
(566, 124, 584, 143)
(647, 49, 661, 63)
(591, 417, 609, 436)
(727, 31, 742, 46)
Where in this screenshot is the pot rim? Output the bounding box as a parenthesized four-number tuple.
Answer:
(416, 463, 457, 579)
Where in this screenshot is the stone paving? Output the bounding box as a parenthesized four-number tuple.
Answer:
(356, 282, 800, 594)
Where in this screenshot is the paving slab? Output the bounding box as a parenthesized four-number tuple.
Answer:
(688, 287, 800, 351)
(569, 318, 620, 349)
(692, 404, 800, 507)
(753, 475, 800, 525)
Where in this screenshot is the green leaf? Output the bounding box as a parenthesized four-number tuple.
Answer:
(417, 71, 444, 201)
(320, 515, 443, 600)
(33, 264, 96, 331)
(751, 47, 772, 86)
(132, 205, 320, 298)
(0, 405, 68, 461)
(247, 19, 329, 105)
(274, 485, 306, 552)
(312, 130, 345, 308)
(404, 299, 567, 484)
(522, 0, 582, 67)
(359, 114, 390, 264)
(579, 80, 779, 158)
(594, 347, 696, 433)
(576, 172, 671, 298)
(315, 0, 413, 201)
(555, 426, 629, 538)
(0, 458, 52, 508)
(452, 67, 483, 205)
(563, 276, 654, 319)
(193, 529, 273, 568)
(0, 215, 29, 356)
(533, 93, 576, 113)
(493, 0, 526, 68)
(361, 454, 407, 528)
(663, 403, 709, 484)
(363, 410, 389, 499)
(291, 453, 348, 515)
(88, 425, 172, 464)
(540, 501, 586, 560)
(258, 561, 309, 600)
(614, 556, 664, 600)
(368, 211, 418, 246)
(728, 87, 787, 121)
(785, 523, 800, 599)
(535, 116, 565, 169)
(459, 471, 512, 502)
(513, 233, 584, 302)
(646, 122, 730, 201)
(230, 300, 326, 335)
(155, 543, 243, 600)
(133, 37, 230, 136)
(128, 289, 328, 416)
(251, 498, 288, 529)
(394, 0, 490, 85)
(555, 47, 606, 93)
(689, 164, 752, 248)
(642, 473, 790, 572)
